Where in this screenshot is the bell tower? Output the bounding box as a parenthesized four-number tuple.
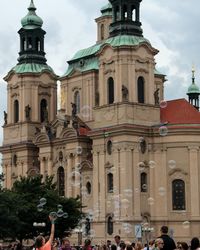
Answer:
(0, 0, 57, 189)
(109, 0, 143, 37)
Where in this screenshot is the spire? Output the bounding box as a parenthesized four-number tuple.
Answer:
(108, 0, 143, 37)
(187, 65, 200, 110)
(28, 0, 36, 11)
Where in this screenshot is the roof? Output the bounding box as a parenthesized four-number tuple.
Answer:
(187, 83, 200, 94)
(160, 98, 200, 125)
(100, 2, 112, 16)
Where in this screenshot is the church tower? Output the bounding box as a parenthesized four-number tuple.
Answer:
(0, 0, 57, 189)
(187, 66, 200, 110)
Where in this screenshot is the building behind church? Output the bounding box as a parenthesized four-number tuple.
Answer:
(1, 0, 200, 243)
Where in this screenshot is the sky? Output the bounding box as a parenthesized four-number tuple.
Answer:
(0, 0, 200, 148)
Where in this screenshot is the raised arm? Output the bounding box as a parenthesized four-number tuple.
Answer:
(49, 215, 55, 244)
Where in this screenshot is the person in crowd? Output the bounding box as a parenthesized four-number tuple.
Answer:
(177, 242, 189, 250)
(119, 242, 126, 250)
(35, 215, 55, 250)
(61, 238, 72, 250)
(106, 241, 111, 250)
(83, 239, 92, 250)
(134, 242, 142, 250)
(114, 236, 121, 250)
(191, 237, 200, 250)
(158, 226, 176, 250)
(126, 244, 133, 250)
(143, 240, 154, 250)
(153, 238, 164, 250)
(111, 245, 117, 250)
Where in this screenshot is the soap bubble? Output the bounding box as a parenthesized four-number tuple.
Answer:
(142, 184, 147, 191)
(89, 229, 96, 238)
(158, 187, 166, 196)
(168, 160, 176, 169)
(121, 198, 130, 209)
(37, 204, 43, 212)
(159, 126, 168, 136)
(182, 221, 190, 229)
(80, 105, 92, 118)
(39, 197, 47, 206)
(63, 212, 68, 219)
(49, 211, 58, 220)
(138, 162, 145, 171)
(160, 100, 167, 109)
(57, 204, 63, 210)
(147, 197, 154, 206)
(76, 146, 82, 155)
(68, 171, 81, 187)
(149, 160, 156, 169)
(57, 209, 64, 218)
(122, 223, 132, 234)
(75, 162, 81, 172)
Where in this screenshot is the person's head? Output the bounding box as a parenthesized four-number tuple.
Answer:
(135, 242, 143, 250)
(111, 245, 117, 250)
(119, 242, 126, 250)
(62, 238, 70, 247)
(177, 242, 189, 250)
(149, 240, 154, 247)
(107, 241, 111, 247)
(114, 236, 121, 245)
(131, 242, 135, 248)
(126, 245, 133, 250)
(160, 226, 168, 234)
(155, 239, 164, 249)
(191, 237, 200, 250)
(35, 236, 46, 249)
(85, 239, 91, 247)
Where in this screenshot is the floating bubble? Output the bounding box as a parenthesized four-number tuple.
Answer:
(68, 171, 81, 187)
(57, 209, 64, 217)
(138, 162, 145, 171)
(75, 162, 81, 172)
(160, 100, 168, 109)
(182, 221, 190, 229)
(49, 211, 58, 220)
(80, 105, 92, 118)
(158, 187, 166, 196)
(37, 204, 43, 212)
(159, 126, 168, 136)
(147, 197, 154, 206)
(63, 212, 68, 219)
(57, 204, 63, 210)
(89, 229, 96, 238)
(39, 197, 47, 206)
(149, 160, 156, 169)
(122, 223, 132, 234)
(121, 198, 130, 209)
(142, 184, 147, 191)
(124, 189, 133, 197)
(76, 146, 82, 155)
(168, 160, 176, 169)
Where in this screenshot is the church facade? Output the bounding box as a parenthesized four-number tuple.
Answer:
(1, 0, 200, 243)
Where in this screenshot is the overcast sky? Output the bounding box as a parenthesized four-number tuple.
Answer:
(0, 0, 200, 148)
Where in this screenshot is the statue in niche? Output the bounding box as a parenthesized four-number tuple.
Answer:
(3, 111, 7, 125)
(122, 85, 129, 101)
(25, 104, 31, 120)
(154, 88, 160, 105)
(71, 102, 77, 118)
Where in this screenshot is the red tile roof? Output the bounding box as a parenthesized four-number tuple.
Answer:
(160, 98, 200, 124)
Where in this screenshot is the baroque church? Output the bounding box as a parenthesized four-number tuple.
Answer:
(1, 0, 200, 243)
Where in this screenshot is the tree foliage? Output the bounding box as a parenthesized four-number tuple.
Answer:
(0, 175, 82, 240)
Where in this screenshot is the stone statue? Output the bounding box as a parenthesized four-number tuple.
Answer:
(122, 85, 129, 101)
(154, 88, 160, 105)
(25, 104, 31, 120)
(71, 102, 77, 118)
(3, 111, 7, 125)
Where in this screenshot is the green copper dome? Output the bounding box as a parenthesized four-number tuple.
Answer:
(21, 0, 43, 29)
(101, 2, 112, 16)
(187, 68, 200, 94)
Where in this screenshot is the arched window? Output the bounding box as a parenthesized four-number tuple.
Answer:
(86, 181, 92, 194)
(141, 172, 147, 192)
(172, 179, 185, 210)
(114, 6, 120, 21)
(28, 37, 32, 49)
(74, 91, 80, 114)
(108, 77, 114, 104)
(107, 173, 113, 193)
(40, 99, 48, 123)
(22, 38, 26, 51)
(13, 154, 17, 167)
(131, 5, 136, 21)
(101, 24, 105, 40)
(137, 76, 145, 103)
(107, 216, 113, 235)
(57, 167, 65, 196)
(107, 140, 112, 155)
(14, 100, 19, 123)
(36, 37, 41, 51)
(122, 5, 128, 20)
(85, 218, 91, 235)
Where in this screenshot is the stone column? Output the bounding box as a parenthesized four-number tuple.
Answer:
(99, 63, 104, 106)
(99, 148, 106, 220)
(40, 157, 46, 180)
(47, 157, 52, 176)
(66, 153, 73, 197)
(189, 146, 200, 218)
(92, 150, 100, 218)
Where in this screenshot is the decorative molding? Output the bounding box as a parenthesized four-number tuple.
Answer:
(168, 168, 188, 177)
